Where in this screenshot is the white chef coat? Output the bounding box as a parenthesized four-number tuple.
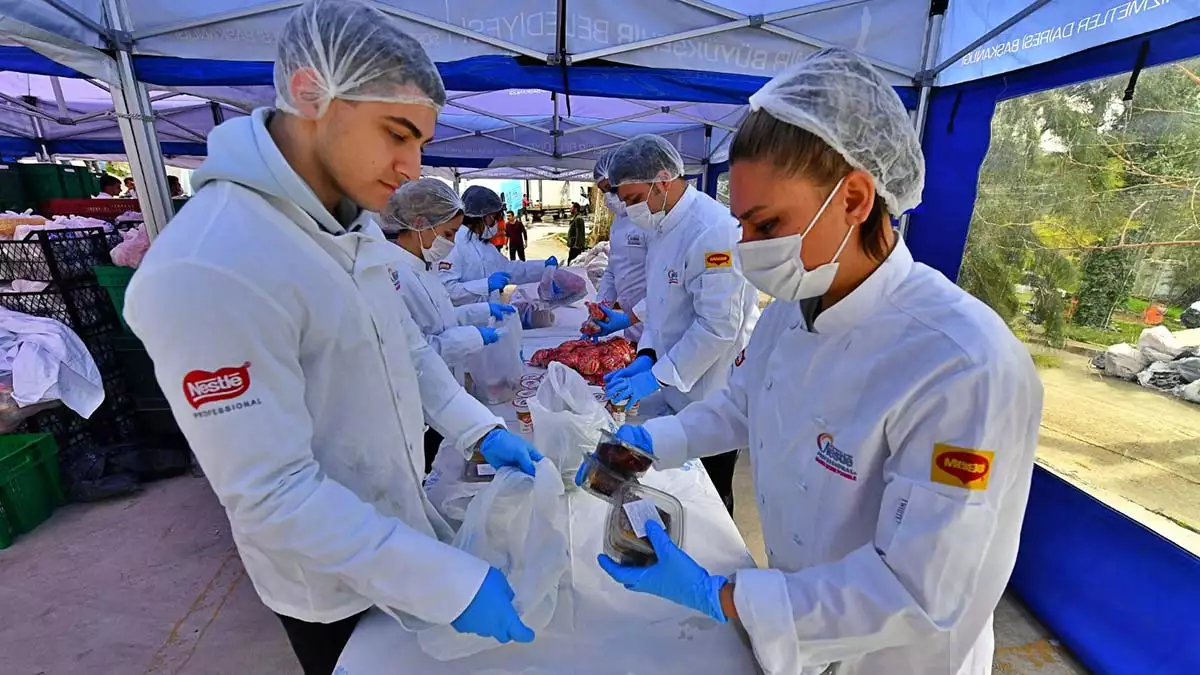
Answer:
(439, 225, 545, 305)
(643, 238, 1043, 675)
(125, 183, 504, 627)
(391, 243, 493, 382)
(597, 213, 648, 343)
(631, 185, 759, 413)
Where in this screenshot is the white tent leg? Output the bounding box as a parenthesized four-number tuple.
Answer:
(105, 0, 174, 239)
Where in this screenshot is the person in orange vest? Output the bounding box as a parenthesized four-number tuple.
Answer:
(488, 215, 508, 251)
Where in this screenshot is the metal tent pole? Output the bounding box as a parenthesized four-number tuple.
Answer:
(899, 4, 946, 239)
(104, 0, 174, 239)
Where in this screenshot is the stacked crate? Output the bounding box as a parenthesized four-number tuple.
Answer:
(0, 228, 142, 498)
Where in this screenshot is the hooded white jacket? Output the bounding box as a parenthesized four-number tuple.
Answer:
(124, 108, 501, 626)
(642, 238, 1043, 674)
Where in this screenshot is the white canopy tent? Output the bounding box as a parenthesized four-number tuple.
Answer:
(0, 1, 1193, 238)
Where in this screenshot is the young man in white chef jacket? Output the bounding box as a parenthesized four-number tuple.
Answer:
(123, 2, 542, 672)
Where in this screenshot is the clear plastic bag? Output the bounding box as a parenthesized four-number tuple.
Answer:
(529, 362, 616, 477)
(424, 440, 488, 532)
(464, 313, 523, 404)
(537, 267, 587, 307)
(418, 458, 569, 661)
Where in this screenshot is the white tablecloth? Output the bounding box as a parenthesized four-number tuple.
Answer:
(335, 291, 760, 674)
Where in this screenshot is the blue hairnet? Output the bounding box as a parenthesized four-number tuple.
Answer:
(461, 185, 505, 218)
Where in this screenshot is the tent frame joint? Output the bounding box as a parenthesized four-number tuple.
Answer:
(747, 14, 766, 28)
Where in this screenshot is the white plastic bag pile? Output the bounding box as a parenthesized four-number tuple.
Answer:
(1102, 326, 1200, 403)
(418, 459, 569, 661)
(0, 308, 105, 428)
(529, 362, 616, 477)
(568, 241, 610, 287)
(12, 215, 112, 242)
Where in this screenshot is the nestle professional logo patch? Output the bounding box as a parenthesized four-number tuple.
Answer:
(814, 433, 856, 481)
(183, 362, 251, 409)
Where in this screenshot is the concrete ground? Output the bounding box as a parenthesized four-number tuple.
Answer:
(0, 228, 1108, 675)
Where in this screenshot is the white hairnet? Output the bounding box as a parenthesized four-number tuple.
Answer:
(748, 48, 924, 215)
(461, 185, 504, 218)
(274, 0, 446, 119)
(607, 134, 685, 187)
(593, 149, 614, 183)
(380, 178, 463, 233)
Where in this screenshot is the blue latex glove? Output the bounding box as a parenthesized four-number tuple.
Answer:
(606, 370, 661, 405)
(544, 256, 559, 268)
(478, 326, 500, 345)
(479, 428, 545, 476)
(575, 424, 654, 486)
(598, 520, 729, 624)
(602, 354, 655, 385)
(451, 567, 536, 644)
(593, 305, 633, 337)
(488, 302, 516, 321)
(488, 271, 511, 293)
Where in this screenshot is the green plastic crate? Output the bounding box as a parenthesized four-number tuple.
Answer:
(17, 164, 68, 202)
(0, 163, 26, 212)
(0, 433, 64, 549)
(58, 166, 88, 199)
(94, 265, 136, 331)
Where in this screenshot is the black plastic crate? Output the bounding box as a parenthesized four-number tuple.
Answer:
(0, 282, 123, 336)
(0, 227, 115, 284)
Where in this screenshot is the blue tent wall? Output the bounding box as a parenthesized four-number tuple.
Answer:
(906, 15, 1200, 283)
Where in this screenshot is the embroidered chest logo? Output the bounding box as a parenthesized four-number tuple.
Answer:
(183, 362, 262, 419)
(626, 232, 644, 246)
(666, 269, 680, 285)
(815, 433, 857, 481)
(438, 261, 452, 271)
(389, 267, 402, 291)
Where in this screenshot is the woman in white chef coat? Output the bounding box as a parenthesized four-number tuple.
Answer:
(438, 185, 558, 306)
(593, 149, 648, 343)
(380, 178, 518, 472)
(592, 49, 1044, 675)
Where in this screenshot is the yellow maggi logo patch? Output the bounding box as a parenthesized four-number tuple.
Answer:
(931, 444, 993, 490)
(705, 251, 732, 268)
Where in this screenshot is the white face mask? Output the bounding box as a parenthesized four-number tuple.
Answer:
(604, 192, 626, 217)
(737, 177, 852, 302)
(626, 184, 667, 231)
(421, 231, 455, 263)
(481, 220, 498, 239)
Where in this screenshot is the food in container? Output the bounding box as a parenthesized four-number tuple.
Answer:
(577, 453, 628, 501)
(594, 429, 654, 478)
(513, 397, 533, 434)
(462, 449, 497, 483)
(604, 482, 685, 566)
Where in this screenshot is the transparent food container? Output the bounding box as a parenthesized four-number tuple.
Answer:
(594, 429, 654, 478)
(462, 449, 497, 483)
(577, 453, 628, 501)
(604, 482, 685, 566)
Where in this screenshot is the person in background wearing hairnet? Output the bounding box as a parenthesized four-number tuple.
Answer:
(378, 178, 520, 473)
(439, 184, 558, 305)
(591, 133, 759, 514)
(593, 148, 648, 343)
(121, 2, 541, 672)
(591, 49, 1042, 675)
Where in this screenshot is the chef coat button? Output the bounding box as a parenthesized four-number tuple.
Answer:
(800, 483, 808, 491)
(765, 380, 773, 391)
(767, 547, 774, 557)
(758, 494, 765, 506)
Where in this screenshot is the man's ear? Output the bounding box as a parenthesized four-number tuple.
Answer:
(288, 67, 327, 118)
